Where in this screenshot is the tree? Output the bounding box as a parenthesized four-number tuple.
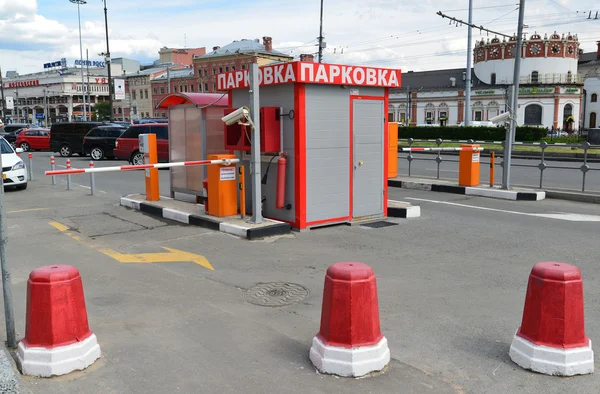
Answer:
(94, 102, 111, 121)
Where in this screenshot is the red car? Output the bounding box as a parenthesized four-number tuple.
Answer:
(113, 124, 169, 164)
(15, 128, 50, 151)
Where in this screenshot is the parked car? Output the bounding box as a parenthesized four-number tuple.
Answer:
(0, 137, 27, 190)
(113, 124, 169, 164)
(15, 129, 50, 151)
(83, 126, 125, 160)
(3, 128, 27, 147)
(547, 130, 568, 137)
(0, 124, 29, 135)
(110, 121, 132, 128)
(49, 122, 104, 157)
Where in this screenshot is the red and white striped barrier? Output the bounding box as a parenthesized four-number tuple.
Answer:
(401, 147, 484, 152)
(45, 158, 240, 176)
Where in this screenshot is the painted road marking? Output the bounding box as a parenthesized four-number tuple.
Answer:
(49, 221, 214, 270)
(406, 197, 600, 222)
(7, 207, 49, 214)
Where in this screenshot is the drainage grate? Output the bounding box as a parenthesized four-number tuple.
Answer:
(361, 221, 399, 229)
(244, 282, 309, 307)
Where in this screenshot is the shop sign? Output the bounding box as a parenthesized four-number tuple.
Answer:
(519, 87, 553, 94)
(217, 62, 402, 90)
(474, 90, 495, 95)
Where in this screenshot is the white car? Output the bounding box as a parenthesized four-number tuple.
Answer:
(1, 137, 27, 190)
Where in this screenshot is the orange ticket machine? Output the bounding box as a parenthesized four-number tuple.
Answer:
(206, 154, 238, 217)
(388, 123, 398, 179)
(458, 144, 480, 187)
(139, 133, 159, 201)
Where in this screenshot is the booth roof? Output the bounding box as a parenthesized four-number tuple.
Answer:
(156, 93, 229, 109)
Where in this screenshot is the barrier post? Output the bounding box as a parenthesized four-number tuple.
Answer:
(27, 153, 33, 181)
(50, 156, 56, 185)
(490, 151, 495, 188)
(66, 159, 72, 190)
(239, 165, 246, 218)
(458, 144, 480, 187)
(89, 161, 95, 196)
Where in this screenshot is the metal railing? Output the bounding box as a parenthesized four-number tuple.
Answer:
(400, 138, 600, 192)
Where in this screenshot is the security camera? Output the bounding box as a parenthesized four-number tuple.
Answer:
(490, 111, 511, 124)
(222, 106, 252, 126)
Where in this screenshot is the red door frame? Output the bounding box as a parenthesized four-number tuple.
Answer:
(349, 93, 389, 218)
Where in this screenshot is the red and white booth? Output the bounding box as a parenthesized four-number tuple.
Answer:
(218, 62, 402, 230)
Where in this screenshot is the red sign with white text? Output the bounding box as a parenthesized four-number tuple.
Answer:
(4, 80, 40, 88)
(217, 62, 402, 90)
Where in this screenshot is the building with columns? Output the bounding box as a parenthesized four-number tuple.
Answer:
(389, 32, 584, 131)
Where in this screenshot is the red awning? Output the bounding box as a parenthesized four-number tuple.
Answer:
(156, 93, 228, 109)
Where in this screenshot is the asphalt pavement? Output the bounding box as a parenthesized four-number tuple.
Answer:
(398, 153, 600, 194)
(2, 151, 600, 393)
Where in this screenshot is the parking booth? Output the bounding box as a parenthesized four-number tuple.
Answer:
(218, 61, 402, 230)
(155, 93, 229, 201)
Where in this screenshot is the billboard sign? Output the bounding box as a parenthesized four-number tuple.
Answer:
(114, 79, 125, 100)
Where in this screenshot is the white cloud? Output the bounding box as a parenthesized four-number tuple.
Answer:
(1, 0, 599, 75)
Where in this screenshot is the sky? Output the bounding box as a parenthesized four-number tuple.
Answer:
(0, 0, 599, 76)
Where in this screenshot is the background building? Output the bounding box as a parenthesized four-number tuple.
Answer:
(193, 37, 293, 93)
(159, 47, 206, 67)
(580, 42, 600, 130)
(390, 32, 584, 131)
(150, 67, 195, 118)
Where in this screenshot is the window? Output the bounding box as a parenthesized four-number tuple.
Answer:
(439, 111, 448, 126)
(531, 71, 539, 83)
(183, 85, 188, 93)
(491, 73, 496, 85)
(232, 66, 236, 71)
(592, 93, 598, 103)
(204, 69, 208, 76)
(161, 113, 166, 118)
(524, 104, 543, 125)
(190, 85, 194, 92)
(118, 107, 122, 114)
(153, 88, 157, 94)
(426, 111, 433, 124)
(122, 126, 148, 139)
(174, 85, 178, 92)
(399, 113, 406, 123)
(153, 99, 158, 107)
(155, 125, 168, 140)
(160, 87, 165, 94)
(145, 89, 148, 99)
(204, 83, 209, 92)
(154, 112, 159, 117)
(567, 71, 573, 83)
(590, 112, 597, 129)
(474, 111, 482, 121)
(242, 65, 246, 70)
(388, 113, 394, 122)
(132, 90, 136, 100)
(213, 68, 217, 75)
(225, 67, 229, 72)
(219, 67, 223, 73)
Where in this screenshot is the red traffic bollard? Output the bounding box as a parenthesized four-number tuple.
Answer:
(309, 262, 390, 377)
(509, 262, 594, 376)
(17, 265, 101, 376)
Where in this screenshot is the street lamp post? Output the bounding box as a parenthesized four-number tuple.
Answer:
(102, 0, 113, 121)
(70, 0, 87, 122)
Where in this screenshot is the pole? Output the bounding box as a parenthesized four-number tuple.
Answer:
(502, 0, 526, 189)
(103, 0, 113, 122)
(86, 49, 91, 121)
(406, 85, 410, 125)
(14, 88, 18, 123)
(89, 161, 95, 195)
(167, 67, 171, 94)
(66, 159, 72, 190)
(239, 165, 246, 219)
(490, 151, 495, 187)
(75, 1, 87, 122)
(249, 62, 263, 223)
(51, 156, 56, 185)
(464, 0, 473, 126)
(28, 153, 33, 181)
(43, 88, 47, 127)
(0, 138, 17, 348)
(318, 0, 324, 63)
(0, 65, 5, 122)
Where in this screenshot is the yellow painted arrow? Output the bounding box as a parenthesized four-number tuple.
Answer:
(99, 247, 213, 270)
(49, 221, 213, 270)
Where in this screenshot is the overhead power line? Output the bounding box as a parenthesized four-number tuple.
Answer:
(436, 10, 513, 38)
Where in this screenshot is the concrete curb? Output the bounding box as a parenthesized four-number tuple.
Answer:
(388, 179, 545, 201)
(387, 200, 421, 218)
(121, 197, 291, 240)
(0, 347, 19, 394)
(545, 191, 600, 204)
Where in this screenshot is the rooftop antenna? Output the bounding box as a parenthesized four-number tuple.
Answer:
(184, 33, 187, 48)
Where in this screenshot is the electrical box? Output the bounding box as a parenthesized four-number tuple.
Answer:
(260, 107, 281, 153)
(223, 107, 281, 153)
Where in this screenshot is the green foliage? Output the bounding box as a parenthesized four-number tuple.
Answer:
(398, 126, 548, 142)
(540, 136, 583, 144)
(94, 102, 111, 121)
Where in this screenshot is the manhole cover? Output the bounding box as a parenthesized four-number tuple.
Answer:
(361, 221, 399, 229)
(244, 282, 309, 307)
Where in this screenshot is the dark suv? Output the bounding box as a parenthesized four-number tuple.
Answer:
(83, 126, 126, 160)
(0, 124, 29, 135)
(50, 122, 104, 157)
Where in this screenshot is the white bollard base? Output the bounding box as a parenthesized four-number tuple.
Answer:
(17, 333, 101, 377)
(309, 335, 390, 377)
(509, 332, 594, 376)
